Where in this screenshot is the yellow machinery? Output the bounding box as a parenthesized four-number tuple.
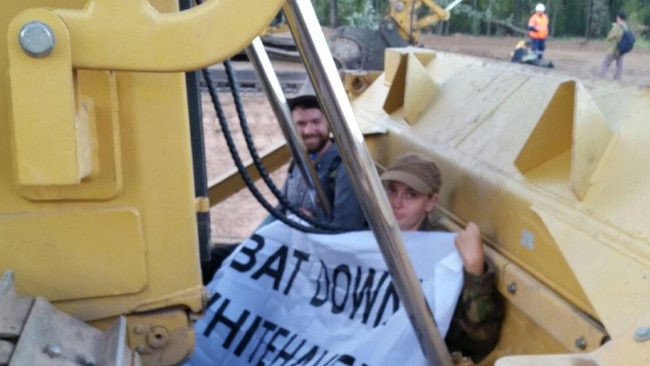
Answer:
(2, 0, 650, 365)
(386, 0, 464, 45)
(353, 48, 650, 364)
(0, 0, 284, 365)
(264, 0, 464, 71)
(332, 0, 464, 98)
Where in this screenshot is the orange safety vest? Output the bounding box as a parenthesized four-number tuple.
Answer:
(528, 13, 549, 39)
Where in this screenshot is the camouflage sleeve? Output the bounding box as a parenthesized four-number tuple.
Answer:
(444, 262, 504, 363)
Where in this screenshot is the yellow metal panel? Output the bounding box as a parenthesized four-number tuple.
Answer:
(513, 80, 616, 201)
(487, 303, 567, 363)
(437, 216, 606, 362)
(495, 319, 650, 365)
(358, 49, 650, 362)
(19, 70, 123, 200)
(534, 202, 650, 337)
(384, 47, 435, 85)
(570, 82, 614, 200)
(350, 76, 391, 135)
(515, 81, 574, 174)
(342, 70, 382, 98)
(125, 309, 195, 366)
(0, 208, 146, 302)
(404, 53, 438, 124)
(383, 47, 439, 118)
(75, 94, 99, 179)
(361, 51, 636, 316)
(53, 0, 286, 71)
(7, 9, 86, 185)
(500, 262, 607, 353)
(404, 53, 559, 159)
(383, 53, 408, 114)
(2, 0, 204, 326)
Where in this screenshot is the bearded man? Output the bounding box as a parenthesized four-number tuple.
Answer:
(277, 88, 367, 230)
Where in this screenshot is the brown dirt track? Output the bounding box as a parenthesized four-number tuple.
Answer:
(421, 34, 650, 85)
(206, 34, 650, 243)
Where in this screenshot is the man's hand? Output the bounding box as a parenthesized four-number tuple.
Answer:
(455, 222, 484, 276)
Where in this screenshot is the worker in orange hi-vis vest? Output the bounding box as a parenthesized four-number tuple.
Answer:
(528, 3, 549, 60)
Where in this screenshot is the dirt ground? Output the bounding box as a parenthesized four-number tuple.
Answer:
(206, 34, 650, 243)
(420, 34, 650, 86)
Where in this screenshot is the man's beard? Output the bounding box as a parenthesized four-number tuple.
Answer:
(305, 134, 329, 154)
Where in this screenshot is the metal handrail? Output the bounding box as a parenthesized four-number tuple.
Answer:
(283, 1, 453, 365)
(245, 37, 332, 217)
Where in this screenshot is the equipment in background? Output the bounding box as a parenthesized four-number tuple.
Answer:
(510, 40, 554, 68)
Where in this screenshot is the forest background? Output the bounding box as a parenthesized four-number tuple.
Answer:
(312, 0, 649, 43)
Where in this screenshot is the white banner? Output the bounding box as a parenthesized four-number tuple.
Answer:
(185, 222, 463, 366)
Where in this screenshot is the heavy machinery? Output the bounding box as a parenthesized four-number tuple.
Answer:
(2, 0, 650, 366)
(329, 0, 464, 71)
(248, 0, 464, 101)
(261, 0, 464, 71)
(0, 0, 285, 365)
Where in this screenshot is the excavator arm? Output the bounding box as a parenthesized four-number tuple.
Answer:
(386, 0, 464, 44)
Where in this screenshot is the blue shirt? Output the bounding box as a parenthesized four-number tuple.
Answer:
(282, 141, 367, 231)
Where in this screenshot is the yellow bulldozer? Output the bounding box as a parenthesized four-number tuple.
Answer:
(1, 0, 649, 365)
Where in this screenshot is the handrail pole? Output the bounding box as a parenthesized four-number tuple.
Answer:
(283, 1, 454, 365)
(245, 37, 331, 216)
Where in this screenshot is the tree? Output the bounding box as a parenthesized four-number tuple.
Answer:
(585, 0, 608, 40)
(330, 0, 339, 27)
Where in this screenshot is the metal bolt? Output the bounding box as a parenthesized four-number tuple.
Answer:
(147, 326, 170, 349)
(43, 344, 62, 358)
(76, 354, 96, 366)
(133, 324, 147, 335)
(506, 282, 517, 294)
(574, 336, 587, 350)
(634, 326, 650, 342)
(19, 21, 55, 58)
(135, 344, 147, 353)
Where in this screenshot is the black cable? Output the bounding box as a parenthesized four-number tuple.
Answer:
(195, 0, 349, 233)
(222, 60, 349, 233)
(201, 68, 331, 234)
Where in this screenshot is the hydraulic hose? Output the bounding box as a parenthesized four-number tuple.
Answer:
(202, 67, 336, 234)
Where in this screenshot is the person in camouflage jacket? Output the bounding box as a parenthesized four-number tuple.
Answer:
(380, 153, 504, 363)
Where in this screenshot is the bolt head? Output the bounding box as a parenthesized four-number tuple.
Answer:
(634, 326, 650, 342)
(44, 344, 62, 358)
(133, 324, 147, 335)
(147, 326, 170, 348)
(19, 21, 55, 58)
(76, 354, 97, 366)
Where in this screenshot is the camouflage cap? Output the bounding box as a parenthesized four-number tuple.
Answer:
(380, 153, 442, 195)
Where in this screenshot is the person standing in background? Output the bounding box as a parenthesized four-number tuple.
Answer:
(600, 12, 630, 80)
(528, 3, 549, 60)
